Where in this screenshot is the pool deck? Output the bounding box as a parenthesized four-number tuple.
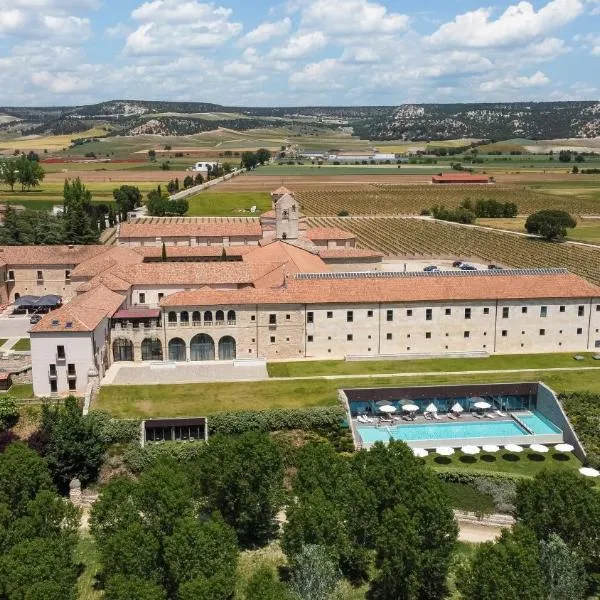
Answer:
(353, 410, 563, 449)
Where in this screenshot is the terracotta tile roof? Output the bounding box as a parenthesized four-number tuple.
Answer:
(260, 210, 276, 219)
(272, 186, 291, 195)
(432, 174, 491, 183)
(119, 220, 262, 239)
(319, 248, 384, 259)
(76, 271, 132, 293)
(243, 241, 328, 274)
(305, 227, 356, 241)
(0, 245, 107, 266)
(31, 285, 125, 333)
(160, 271, 600, 308)
(133, 246, 253, 258)
(71, 247, 144, 278)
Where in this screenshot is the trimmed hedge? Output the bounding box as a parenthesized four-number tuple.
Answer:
(124, 441, 205, 473)
(560, 391, 600, 469)
(88, 411, 141, 444)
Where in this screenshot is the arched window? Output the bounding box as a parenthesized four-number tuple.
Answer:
(192, 311, 201, 325)
(218, 336, 236, 360)
(227, 310, 236, 322)
(282, 209, 289, 219)
(204, 311, 213, 322)
(190, 334, 215, 361)
(168, 311, 177, 324)
(141, 338, 163, 361)
(282, 232, 287, 239)
(180, 311, 189, 324)
(113, 338, 134, 362)
(168, 338, 186, 361)
(215, 310, 225, 323)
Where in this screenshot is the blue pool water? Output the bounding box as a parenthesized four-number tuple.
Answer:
(357, 411, 562, 445)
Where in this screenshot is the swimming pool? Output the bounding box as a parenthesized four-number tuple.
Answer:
(356, 411, 562, 445)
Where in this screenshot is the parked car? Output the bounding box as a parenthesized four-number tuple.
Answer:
(488, 264, 502, 270)
(452, 260, 462, 267)
(460, 264, 477, 271)
(423, 265, 438, 272)
(29, 314, 42, 324)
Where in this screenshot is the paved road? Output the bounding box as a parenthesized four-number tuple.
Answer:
(0, 316, 31, 339)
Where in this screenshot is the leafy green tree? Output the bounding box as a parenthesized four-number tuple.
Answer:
(255, 148, 271, 165)
(104, 575, 166, 600)
(367, 506, 421, 600)
(245, 566, 294, 600)
(516, 471, 600, 580)
(161, 242, 167, 261)
(197, 432, 284, 548)
(177, 572, 236, 600)
(15, 154, 45, 191)
(35, 397, 106, 491)
(288, 544, 340, 600)
(148, 149, 156, 161)
(112, 185, 142, 220)
(194, 173, 204, 185)
(0, 158, 18, 191)
(0, 396, 19, 430)
(241, 151, 259, 169)
(525, 210, 576, 241)
(540, 533, 585, 600)
(63, 178, 98, 244)
(458, 526, 543, 600)
(558, 150, 572, 162)
(0, 442, 53, 516)
(183, 175, 194, 189)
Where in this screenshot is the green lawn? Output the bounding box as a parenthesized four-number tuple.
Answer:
(75, 534, 102, 600)
(267, 353, 600, 378)
(0, 339, 6, 347)
(11, 338, 30, 351)
(425, 448, 581, 478)
(2, 384, 34, 399)
(97, 368, 600, 419)
(186, 191, 271, 216)
(441, 481, 496, 514)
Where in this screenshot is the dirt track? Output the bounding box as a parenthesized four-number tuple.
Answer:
(44, 170, 192, 184)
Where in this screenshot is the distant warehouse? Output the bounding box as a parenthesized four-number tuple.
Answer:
(432, 174, 494, 184)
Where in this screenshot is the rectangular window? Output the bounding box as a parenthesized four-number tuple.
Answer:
(522, 306, 528, 314)
(347, 334, 353, 341)
(347, 311, 353, 323)
(596, 340, 600, 348)
(386, 333, 392, 340)
(367, 310, 374, 317)
(49, 364, 57, 376)
(270, 336, 275, 343)
(540, 306, 547, 318)
(560, 306, 565, 312)
(596, 306, 600, 312)
(7, 270, 14, 280)
(56, 345, 65, 359)
(286, 314, 291, 320)
(327, 311, 333, 319)
(307, 335, 313, 342)
(502, 307, 509, 319)
(269, 314, 277, 324)
(539, 329, 546, 336)
(578, 306, 585, 317)
(68, 379, 76, 391)
(577, 328, 583, 335)
(464, 308, 471, 320)
(251, 315, 256, 321)
(306, 311, 314, 324)
(502, 330, 508, 337)
(65, 270, 71, 280)
(464, 331, 470, 338)
(50, 380, 57, 393)
(406, 309, 413, 317)
(483, 307, 490, 315)
(36, 270, 43, 280)
(425, 332, 431, 339)
(138, 293, 146, 304)
(67, 364, 76, 376)
(445, 308, 451, 316)
(158, 293, 164, 301)
(386, 309, 393, 322)
(425, 309, 432, 321)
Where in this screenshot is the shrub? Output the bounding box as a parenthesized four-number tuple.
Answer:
(0, 396, 19, 430)
(124, 441, 205, 473)
(337, 210, 349, 217)
(87, 411, 141, 444)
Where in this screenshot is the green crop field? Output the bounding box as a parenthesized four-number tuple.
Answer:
(296, 184, 600, 216)
(307, 216, 600, 285)
(186, 191, 271, 216)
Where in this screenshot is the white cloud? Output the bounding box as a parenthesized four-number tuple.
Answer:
(587, 0, 600, 14)
(105, 22, 131, 38)
(239, 17, 291, 46)
(11, 0, 99, 8)
(0, 10, 26, 35)
(125, 0, 243, 54)
(480, 71, 550, 92)
(271, 31, 327, 59)
(223, 61, 254, 77)
(31, 70, 93, 94)
(289, 58, 346, 89)
(428, 0, 583, 48)
(301, 0, 409, 34)
(42, 15, 92, 40)
(526, 37, 570, 58)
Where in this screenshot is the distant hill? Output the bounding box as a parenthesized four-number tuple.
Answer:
(0, 99, 598, 141)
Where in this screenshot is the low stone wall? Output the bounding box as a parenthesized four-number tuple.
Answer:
(169, 169, 246, 201)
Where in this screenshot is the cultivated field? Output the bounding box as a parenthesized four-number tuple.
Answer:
(307, 216, 600, 285)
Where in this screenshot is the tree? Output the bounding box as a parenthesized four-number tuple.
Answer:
(367, 506, 421, 600)
(245, 566, 293, 600)
(255, 148, 271, 165)
(34, 397, 106, 491)
(0, 158, 18, 191)
(0, 396, 19, 430)
(183, 175, 194, 189)
(558, 150, 572, 162)
(539, 533, 585, 600)
(196, 432, 284, 548)
(194, 173, 204, 185)
(15, 154, 45, 191)
(525, 210, 576, 241)
(458, 525, 543, 600)
(572, 165, 579, 174)
(104, 575, 166, 600)
(575, 154, 585, 163)
(112, 185, 142, 220)
(288, 544, 340, 600)
(516, 471, 600, 580)
(161, 242, 167, 261)
(241, 151, 259, 169)
(148, 150, 156, 161)
(63, 178, 99, 244)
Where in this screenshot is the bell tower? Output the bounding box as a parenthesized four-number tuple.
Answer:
(276, 193, 299, 240)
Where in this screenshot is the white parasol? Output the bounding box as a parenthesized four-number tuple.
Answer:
(379, 405, 397, 414)
(554, 443, 574, 453)
(473, 401, 492, 410)
(402, 404, 419, 412)
(529, 443, 549, 453)
(482, 444, 500, 453)
(579, 467, 600, 477)
(451, 402, 464, 413)
(425, 403, 438, 413)
(435, 446, 455, 456)
(504, 443, 524, 453)
(413, 448, 429, 458)
(461, 445, 480, 455)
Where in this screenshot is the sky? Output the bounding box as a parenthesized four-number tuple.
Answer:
(0, 0, 598, 106)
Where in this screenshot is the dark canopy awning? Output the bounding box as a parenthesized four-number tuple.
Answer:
(14, 295, 61, 308)
(14, 295, 40, 306)
(36, 295, 62, 307)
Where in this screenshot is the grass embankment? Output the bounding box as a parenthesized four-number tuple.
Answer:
(75, 534, 102, 600)
(186, 191, 271, 216)
(426, 448, 580, 479)
(0, 339, 6, 347)
(97, 368, 600, 419)
(11, 338, 30, 351)
(267, 352, 598, 378)
(441, 482, 496, 513)
(2, 384, 34, 399)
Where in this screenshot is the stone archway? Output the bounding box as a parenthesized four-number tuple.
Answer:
(168, 337, 186, 361)
(113, 338, 134, 362)
(141, 338, 163, 361)
(218, 336, 236, 360)
(190, 334, 215, 361)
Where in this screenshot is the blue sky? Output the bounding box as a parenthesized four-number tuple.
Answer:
(0, 0, 598, 106)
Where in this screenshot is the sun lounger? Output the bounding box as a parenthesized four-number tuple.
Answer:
(484, 412, 495, 419)
(495, 410, 507, 417)
(447, 413, 456, 420)
(424, 413, 432, 420)
(473, 413, 483, 419)
(433, 413, 441, 420)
